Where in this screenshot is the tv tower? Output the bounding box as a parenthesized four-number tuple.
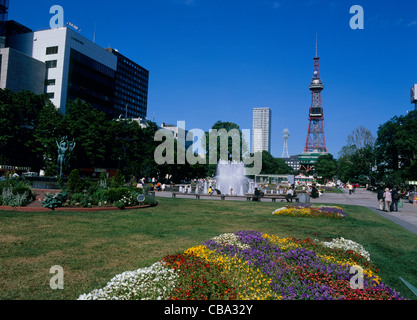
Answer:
(299, 37, 328, 173)
(281, 129, 290, 158)
(303, 37, 327, 153)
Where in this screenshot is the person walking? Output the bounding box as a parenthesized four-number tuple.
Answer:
(384, 188, 392, 212)
(348, 183, 353, 195)
(377, 187, 385, 211)
(391, 188, 399, 212)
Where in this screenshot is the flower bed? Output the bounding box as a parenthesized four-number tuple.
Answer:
(78, 231, 405, 300)
(272, 204, 346, 219)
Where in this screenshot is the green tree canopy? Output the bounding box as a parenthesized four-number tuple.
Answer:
(259, 151, 292, 175)
(315, 153, 337, 182)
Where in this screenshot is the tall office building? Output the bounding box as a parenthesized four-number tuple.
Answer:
(252, 107, 271, 154)
(107, 48, 149, 118)
(0, 0, 9, 48)
(7, 26, 149, 118)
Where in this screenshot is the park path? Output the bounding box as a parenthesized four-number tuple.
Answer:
(311, 188, 417, 236)
(155, 188, 417, 236)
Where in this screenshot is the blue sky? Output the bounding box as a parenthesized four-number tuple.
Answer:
(11, 0, 417, 158)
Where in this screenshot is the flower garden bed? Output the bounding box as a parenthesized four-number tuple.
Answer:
(78, 231, 405, 300)
(273, 204, 346, 219)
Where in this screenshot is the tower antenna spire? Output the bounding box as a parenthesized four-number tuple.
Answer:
(315, 34, 318, 57)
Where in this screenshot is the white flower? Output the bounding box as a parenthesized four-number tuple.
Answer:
(211, 233, 250, 250)
(77, 261, 179, 300)
(317, 237, 371, 261)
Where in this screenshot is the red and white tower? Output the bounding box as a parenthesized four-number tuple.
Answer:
(299, 39, 328, 173)
(304, 43, 327, 153)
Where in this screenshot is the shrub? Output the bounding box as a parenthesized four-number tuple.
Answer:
(0, 179, 34, 207)
(106, 187, 131, 203)
(143, 195, 158, 207)
(109, 170, 125, 188)
(67, 169, 83, 194)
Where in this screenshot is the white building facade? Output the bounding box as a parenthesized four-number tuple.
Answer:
(8, 27, 117, 114)
(252, 107, 272, 154)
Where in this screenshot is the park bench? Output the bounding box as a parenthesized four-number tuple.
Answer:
(172, 193, 257, 201)
(171, 192, 299, 202)
(247, 193, 300, 203)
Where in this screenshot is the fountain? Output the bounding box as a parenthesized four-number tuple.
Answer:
(215, 160, 252, 196)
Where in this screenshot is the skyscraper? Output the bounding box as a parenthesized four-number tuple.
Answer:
(252, 107, 271, 154)
(7, 26, 149, 118)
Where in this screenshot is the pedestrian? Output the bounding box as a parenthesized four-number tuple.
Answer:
(348, 183, 353, 195)
(377, 187, 385, 211)
(391, 188, 399, 212)
(384, 188, 392, 212)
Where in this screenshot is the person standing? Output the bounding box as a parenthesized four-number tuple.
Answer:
(384, 188, 392, 212)
(391, 188, 399, 212)
(377, 187, 385, 211)
(348, 183, 353, 195)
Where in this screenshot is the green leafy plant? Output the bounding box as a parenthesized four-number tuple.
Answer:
(41, 191, 68, 210)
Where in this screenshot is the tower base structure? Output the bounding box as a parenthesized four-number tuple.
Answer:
(298, 151, 328, 173)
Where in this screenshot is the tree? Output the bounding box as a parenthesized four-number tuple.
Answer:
(0, 89, 47, 170)
(64, 99, 109, 169)
(337, 126, 376, 183)
(375, 110, 417, 184)
(315, 154, 337, 182)
(34, 101, 66, 175)
(260, 151, 293, 175)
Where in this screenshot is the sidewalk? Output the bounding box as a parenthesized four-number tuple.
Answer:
(311, 188, 417, 236)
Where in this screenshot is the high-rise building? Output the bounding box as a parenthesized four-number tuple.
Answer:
(107, 48, 149, 119)
(6, 26, 149, 118)
(0, 0, 9, 48)
(252, 107, 271, 154)
(411, 84, 417, 110)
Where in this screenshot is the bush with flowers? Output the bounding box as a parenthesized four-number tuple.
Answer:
(272, 204, 346, 219)
(78, 231, 405, 300)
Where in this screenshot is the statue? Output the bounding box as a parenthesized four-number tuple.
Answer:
(56, 137, 76, 177)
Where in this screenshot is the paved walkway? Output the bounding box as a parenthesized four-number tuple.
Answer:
(311, 188, 417, 236)
(155, 188, 417, 236)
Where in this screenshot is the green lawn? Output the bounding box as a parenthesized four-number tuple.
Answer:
(1, 197, 417, 300)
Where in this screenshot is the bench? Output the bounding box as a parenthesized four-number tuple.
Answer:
(171, 192, 299, 202)
(172, 192, 202, 199)
(172, 193, 258, 201)
(250, 194, 299, 203)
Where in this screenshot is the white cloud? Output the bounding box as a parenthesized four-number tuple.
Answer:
(407, 20, 417, 27)
(174, 0, 196, 6)
(272, 1, 282, 9)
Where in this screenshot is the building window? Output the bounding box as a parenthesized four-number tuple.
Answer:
(46, 60, 57, 68)
(46, 92, 55, 99)
(45, 79, 56, 86)
(46, 46, 59, 55)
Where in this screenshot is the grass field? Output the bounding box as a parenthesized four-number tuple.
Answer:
(1, 197, 417, 300)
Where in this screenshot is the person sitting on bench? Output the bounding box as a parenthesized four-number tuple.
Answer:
(286, 188, 296, 202)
